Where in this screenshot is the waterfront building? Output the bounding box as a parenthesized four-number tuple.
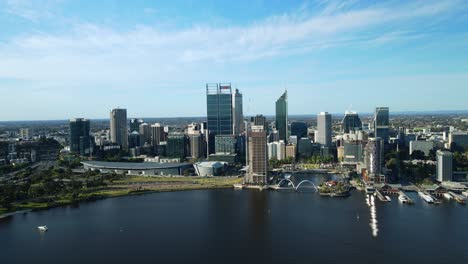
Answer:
(139, 123, 152, 145)
(194, 161, 227, 177)
(364, 137, 385, 183)
(81, 161, 193, 176)
(374, 107, 390, 143)
(291, 122, 308, 139)
(110, 108, 128, 150)
(166, 132, 188, 159)
(437, 150, 453, 182)
(342, 111, 362, 133)
(317, 112, 332, 147)
(69, 118, 92, 155)
(130, 118, 144, 133)
(275, 91, 288, 142)
(409, 140, 435, 156)
(246, 125, 268, 185)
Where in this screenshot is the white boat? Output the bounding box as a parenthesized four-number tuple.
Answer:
(385, 196, 392, 202)
(418, 191, 434, 204)
(462, 191, 468, 198)
(443, 193, 452, 200)
(233, 184, 243, 189)
(398, 195, 407, 203)
(38, 226, 48, 232)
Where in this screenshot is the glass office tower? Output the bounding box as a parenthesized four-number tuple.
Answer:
(374, 107, 390, 143)
(342, 111, 362, 133)
(69, 118, 91, 156)
(206, 83, 233, 154)
(275, 91, 288, 142)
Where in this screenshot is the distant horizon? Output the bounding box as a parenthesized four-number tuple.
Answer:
(1, 109, 468, 123)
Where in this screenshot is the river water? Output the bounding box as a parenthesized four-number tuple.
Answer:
(1, 184, 467, 263)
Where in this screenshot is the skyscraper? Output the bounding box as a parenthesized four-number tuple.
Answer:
(365, 137, 385, 183)
(189, 133, 205, 160)
(110, 108, 128, 150)
(342, 111, 362, 133)
(246, 125, 268, 185)
(252, 114, 268, 131)
(166, 132, 187, 159)
(291, 122, 308, 139)
(69, 118, 92, 155)
(437, 150, 453, 182)
(374, 107, 390, 143)
(130, 118, 144, 133)
(317, 112, 332, 147)
(233, 89, 244, 135)
(275, 91, 288, 142)
(151, 123, 166, 146)
(139, 123, 151, 145)
(206, 83, 234, 153)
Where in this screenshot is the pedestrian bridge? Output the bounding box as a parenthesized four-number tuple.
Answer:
(270, 179, 318, 192)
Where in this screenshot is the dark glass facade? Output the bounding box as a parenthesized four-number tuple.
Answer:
(207, 83, 233, 154)
(275, 91, 288, 142)
(291, 122, 308, 139)
(69, 118, 92, 155)
(166, 132, 187, 159)
(374, 107, 389, 143)
(342, 112, 362, 133)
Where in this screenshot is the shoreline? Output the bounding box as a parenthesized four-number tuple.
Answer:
(0, 184, 235, 219)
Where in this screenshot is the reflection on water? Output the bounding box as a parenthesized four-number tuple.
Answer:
(366, 195, 379, 237)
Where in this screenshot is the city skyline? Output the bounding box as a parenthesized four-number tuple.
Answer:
(1, 0, 468, 120)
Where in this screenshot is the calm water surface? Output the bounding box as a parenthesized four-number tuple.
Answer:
(1, 187, 467, 264)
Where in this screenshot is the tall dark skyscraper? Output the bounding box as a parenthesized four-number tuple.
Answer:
(291, 122, 308, 139)
(275, 91, 288, 142)
(374, 107, 390, 143)
(342, 111, 362, 133)
(110, 108, 128, 150)
(206, 83, 235, 154)
(69, 118, 92, 155)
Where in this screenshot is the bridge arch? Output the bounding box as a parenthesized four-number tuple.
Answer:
(295, 180, 318, 191)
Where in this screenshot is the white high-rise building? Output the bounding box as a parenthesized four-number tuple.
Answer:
(317, 112, 332, 147)
(437, 150, 453, 182)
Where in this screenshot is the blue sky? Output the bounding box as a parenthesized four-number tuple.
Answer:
(1, 0, 468, 120)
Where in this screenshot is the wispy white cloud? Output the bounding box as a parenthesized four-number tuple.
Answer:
(2, 0, 63, 22)
(0, 0, 464, 84)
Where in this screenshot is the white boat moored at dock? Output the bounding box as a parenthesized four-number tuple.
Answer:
(418, 191, 434, 204)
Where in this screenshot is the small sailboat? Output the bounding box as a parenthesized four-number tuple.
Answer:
(38, 226, 48, 232)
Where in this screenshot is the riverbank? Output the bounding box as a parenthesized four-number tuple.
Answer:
(0, 176, 242, 218)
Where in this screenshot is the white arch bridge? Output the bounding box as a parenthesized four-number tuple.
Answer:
(270, 179, 318, 192)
